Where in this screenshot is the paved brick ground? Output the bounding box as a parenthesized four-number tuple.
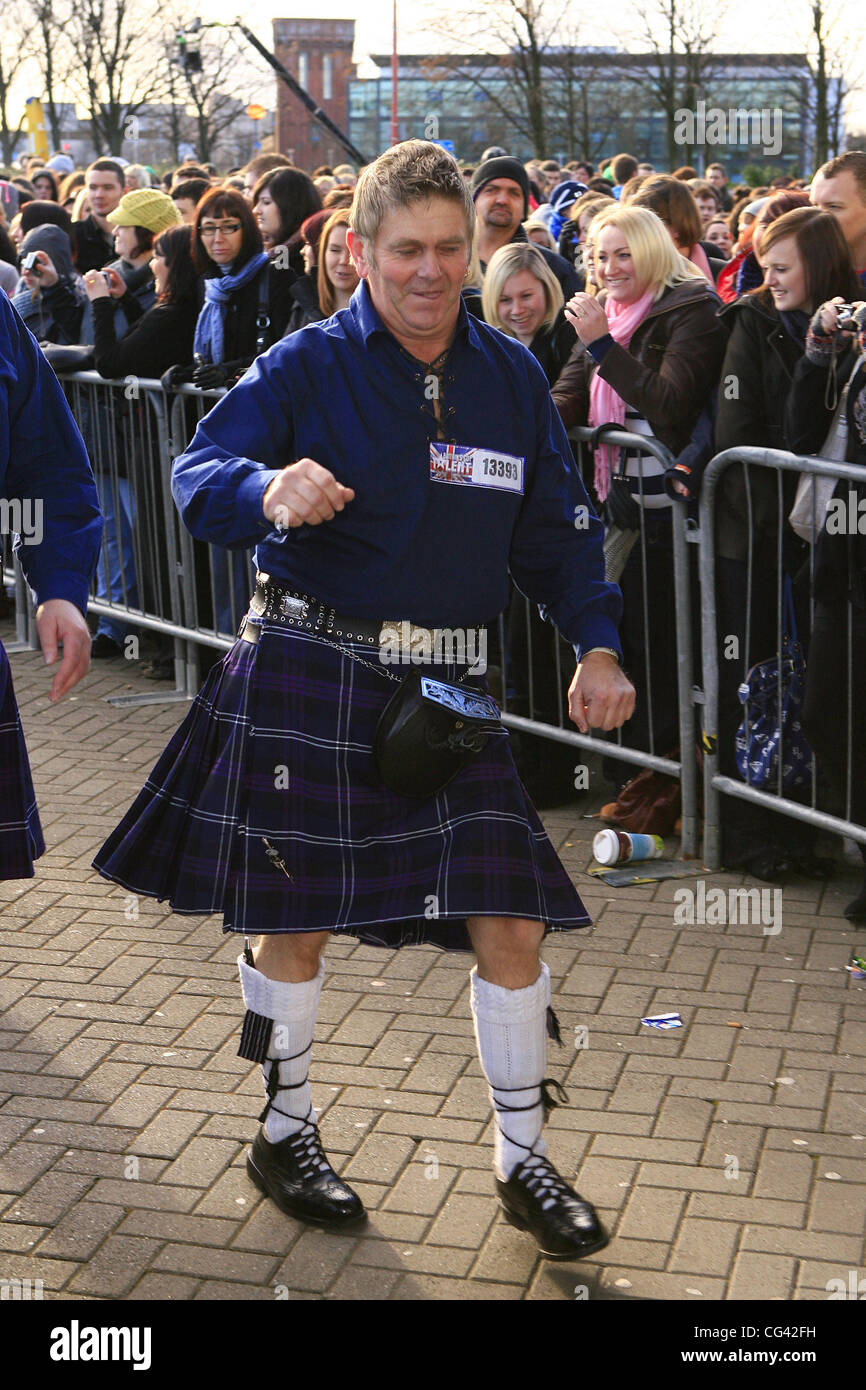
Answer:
(1, 624, 865, 1301)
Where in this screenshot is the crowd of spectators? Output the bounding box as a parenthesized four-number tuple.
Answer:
(4, 141, 866, 908)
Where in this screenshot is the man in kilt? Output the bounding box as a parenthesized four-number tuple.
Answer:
(94, 140, 635, 1262)
(1, 291, 101, 880)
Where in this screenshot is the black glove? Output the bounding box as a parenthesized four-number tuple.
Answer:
(663, 463, 695, 501)
(191, 361, 234, 390)
(160, 363, 195, 390)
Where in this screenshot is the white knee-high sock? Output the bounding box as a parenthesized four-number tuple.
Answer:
(238, 956, 324, 1144)
(470, 961, 552, 1182)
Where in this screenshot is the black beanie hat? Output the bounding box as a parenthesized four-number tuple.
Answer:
(470, 158, 530, 217)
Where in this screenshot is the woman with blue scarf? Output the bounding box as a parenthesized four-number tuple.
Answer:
(181, 190, 294, 637)
(186, 188, 294, 391)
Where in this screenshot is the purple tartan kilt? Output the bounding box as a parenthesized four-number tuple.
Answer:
(0, 640, 46, 880)
(92, 619, 591, 950)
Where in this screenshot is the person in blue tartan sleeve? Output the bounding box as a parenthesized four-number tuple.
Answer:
(93, 141, 636, 1260)
(0, 292, 103, 879)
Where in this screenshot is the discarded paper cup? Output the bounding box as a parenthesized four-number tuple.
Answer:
(593, 829, 664, 866)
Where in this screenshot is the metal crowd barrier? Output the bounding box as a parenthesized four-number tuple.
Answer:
(698, 446, 866, 869)
(531, 425, 697, 855)
(2, 379, 701, 854)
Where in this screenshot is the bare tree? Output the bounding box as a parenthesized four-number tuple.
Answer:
(157, 13, 262, 164)
(803, 1, 863, 165)
(420, 0, 572, 157)
(63, 0, 168, 154)
(0, 21, 30, 166)
(625, 0, 727, 168)
(20, 0, 67, 152)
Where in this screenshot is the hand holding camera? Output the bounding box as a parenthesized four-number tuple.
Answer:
(21, 250, 58, 289)
(83, 268, 113, 301)
(817, 296, 866, 335)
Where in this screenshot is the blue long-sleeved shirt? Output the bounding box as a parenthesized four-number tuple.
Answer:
(172, 281, 622, 656)
(1, 294, 102, 615)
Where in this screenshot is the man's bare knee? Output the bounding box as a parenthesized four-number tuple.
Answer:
(467, 916, 544, 988)
(253, 930, 329, 983)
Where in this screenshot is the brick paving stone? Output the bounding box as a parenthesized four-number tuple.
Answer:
(127, 1109, 206, 1158)
(85, 1179, 200, 1212)
(387, 1272, 521, 1299)
(808, 1183, 866, 1233)
(753, 1148, 815, 1201)
(151, 1242, 277, 1284)
(425, 1193, 498, 1250)
(132, 1272, 202, 1299)
(337, 1131, 417, 1190)
(740, 1225, 864, 1261)
(192, 1279, 281, 1300)
(68, 1235, 163, 1297)
(0, 1218, 49, 1253)
(618, 1187, 686, 1243)
(727, 1250, 797, 1300)
(36, 1202, 125, 1259)
(652, 1097, 714, 1142)
(382, 1158, 458, 1215)
(229, 1205, 304, 1255)
(159, 1137, 239, 1188)
(325, 1266, 402, 1299)
(98, 1084, 176, 1129)
(116, 1210, 239, 1247)
(272, 1230, 359, 1293)
(350, 1239, 474, 1277)
(668, 1218, 741, 1276)
(0, 1140, 66, 1192)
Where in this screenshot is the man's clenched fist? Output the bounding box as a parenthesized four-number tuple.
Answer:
(263, 458, 355, 529)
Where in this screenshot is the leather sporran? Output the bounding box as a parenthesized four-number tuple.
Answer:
(374, 669, 502, 798)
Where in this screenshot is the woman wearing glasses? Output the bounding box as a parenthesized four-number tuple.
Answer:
(186, 188, 295, 391)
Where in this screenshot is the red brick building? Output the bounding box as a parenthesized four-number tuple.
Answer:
(273, 18, 357, 171)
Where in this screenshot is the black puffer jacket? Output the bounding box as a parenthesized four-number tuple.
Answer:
(713, 293, 805, 563)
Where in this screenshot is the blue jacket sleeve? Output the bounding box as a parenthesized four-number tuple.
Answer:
(508, 355, 623, 658)
(1, 295, 102, 616)
(171, 349, 289, 549)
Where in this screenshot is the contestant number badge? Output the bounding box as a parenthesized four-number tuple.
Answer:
(429, 443, 524, 494)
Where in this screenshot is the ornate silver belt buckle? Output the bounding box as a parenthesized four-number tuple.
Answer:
(280, 594, 309, 622)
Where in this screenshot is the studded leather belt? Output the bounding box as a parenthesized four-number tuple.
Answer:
(237, 572, 485, 656)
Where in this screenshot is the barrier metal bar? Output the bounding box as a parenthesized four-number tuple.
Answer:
(699, 446, 866, 868)
(557, 426, 697, 853)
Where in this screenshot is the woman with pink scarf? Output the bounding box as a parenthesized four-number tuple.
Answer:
(552, 204, 727, 779)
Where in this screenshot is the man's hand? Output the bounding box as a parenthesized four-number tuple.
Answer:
(568, 651, 635, 733)
(34, 599, 92, 703)
(263, 458, 355, 530)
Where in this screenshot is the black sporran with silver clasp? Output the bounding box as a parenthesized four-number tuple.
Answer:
(374, 669, 502, 797)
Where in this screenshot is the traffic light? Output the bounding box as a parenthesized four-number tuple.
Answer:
(176, 31, 202, 73)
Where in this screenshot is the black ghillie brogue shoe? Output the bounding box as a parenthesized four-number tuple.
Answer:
(495, 1155, 609, 1261)
(247, 1124, 367, 1229)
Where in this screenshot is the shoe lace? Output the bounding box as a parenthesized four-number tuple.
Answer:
(260, 1052, 332, 1179)
(518, 1154, 578, 1212)
(492, 1075, 569, 1208)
